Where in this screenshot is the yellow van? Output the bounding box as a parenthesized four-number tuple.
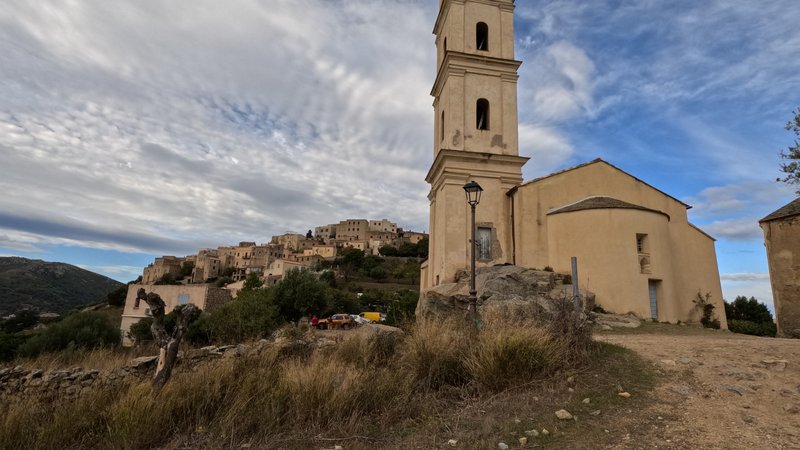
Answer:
(359, 312, 382, 323)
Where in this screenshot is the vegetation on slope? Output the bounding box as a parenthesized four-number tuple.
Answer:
(0, 257, 123, 316)
(0, 316, 656, 449)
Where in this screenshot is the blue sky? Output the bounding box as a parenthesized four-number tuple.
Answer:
(0, 0, 797, 310)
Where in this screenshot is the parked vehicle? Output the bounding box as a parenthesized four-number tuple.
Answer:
(351, 314, 371, 325)
(317, 314, 355, 330)
(359, 312, 384, 323)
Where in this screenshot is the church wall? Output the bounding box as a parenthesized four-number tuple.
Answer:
(514, 161, 690, 270)
(546, 208, 677, 320)
(514, 161, 725, 326)
(669, 224, 728, 328)
(761, 218, 800, 337)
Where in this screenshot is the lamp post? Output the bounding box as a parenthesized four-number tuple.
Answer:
(463, 180, 483, 321)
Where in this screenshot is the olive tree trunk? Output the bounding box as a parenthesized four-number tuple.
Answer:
(135, 288, 200, 391)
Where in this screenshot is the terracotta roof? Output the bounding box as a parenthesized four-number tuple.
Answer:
(760, 197, 800, 223)
(547, 196, 670, 220)
(513, 159, 691, 209)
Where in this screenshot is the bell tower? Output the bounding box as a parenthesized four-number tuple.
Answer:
(421, 0, 528, 291)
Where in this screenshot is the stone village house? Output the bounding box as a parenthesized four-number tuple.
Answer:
(761, 198, 800, 338)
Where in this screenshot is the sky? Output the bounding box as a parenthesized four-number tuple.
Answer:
(0, 0, 797, 310)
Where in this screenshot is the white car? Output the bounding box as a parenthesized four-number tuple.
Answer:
(350, 314, 371, 325)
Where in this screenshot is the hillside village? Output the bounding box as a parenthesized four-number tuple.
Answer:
(140, 218, 427, 288)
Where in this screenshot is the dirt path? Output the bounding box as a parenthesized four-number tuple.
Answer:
(598, 331, 800, 449)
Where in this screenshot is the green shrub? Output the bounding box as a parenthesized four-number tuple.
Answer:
(725, 296, 773, 323)
(18, 311, 120, 357)
(728, 319, 776, 337)
(0, 331, 28, 362)
(106, 285, 128, 307)
(543, 266, 554, 272)
(272, 269, 330, 322)
(562, 274, 572, 284)
(693, 291, 720, 329)
(190, 288, 280, 344)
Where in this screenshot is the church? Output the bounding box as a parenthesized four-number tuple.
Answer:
(419, 0, 727, 327)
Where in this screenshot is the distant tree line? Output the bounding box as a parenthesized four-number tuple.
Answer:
(724, 296, 776, 337)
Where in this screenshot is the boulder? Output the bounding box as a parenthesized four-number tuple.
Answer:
(416, 265, 594, 322)
(126, 356, 159, 370)
(592, 312, 642, 329)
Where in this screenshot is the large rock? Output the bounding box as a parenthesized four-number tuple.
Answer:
(592, 312, 642, 329)
(416, 265, 594, 322)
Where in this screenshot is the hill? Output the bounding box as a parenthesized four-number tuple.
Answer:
(0, 257, 123, 316)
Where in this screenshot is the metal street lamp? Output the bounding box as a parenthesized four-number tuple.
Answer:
(463, 180, 483, 321)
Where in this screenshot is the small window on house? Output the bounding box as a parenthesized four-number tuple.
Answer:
(476, 99, 490, 130)
(476, 22, 488, 51)
(477, 227, 492, 260)
(178, 293, 189, 305)
(636, 234, 648, 254)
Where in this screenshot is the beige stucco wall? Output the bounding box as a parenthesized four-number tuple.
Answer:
(546, 208, 684, 321)
(423, 155, 524, 290)
(120, 284, 231, 346)
(512, 161, 726, 327)
(762, 217, 800, 337)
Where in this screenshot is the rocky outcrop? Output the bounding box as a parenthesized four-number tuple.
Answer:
(592, 312, 642, 329)
(416, 265, 595, 322)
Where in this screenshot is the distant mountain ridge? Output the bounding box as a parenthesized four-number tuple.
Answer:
(0, 257, 123, 316)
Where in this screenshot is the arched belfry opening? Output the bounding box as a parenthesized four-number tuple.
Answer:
(476, 98, 490, 130)
(476, 22, 488, 51)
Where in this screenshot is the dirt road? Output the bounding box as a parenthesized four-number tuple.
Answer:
(599, 331, 800, 449)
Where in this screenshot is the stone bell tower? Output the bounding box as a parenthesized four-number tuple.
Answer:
(420, 0, 528, 291)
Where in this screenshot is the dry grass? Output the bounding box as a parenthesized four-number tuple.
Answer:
(8, 345, 158, 372)
(0, 317, 652, 450)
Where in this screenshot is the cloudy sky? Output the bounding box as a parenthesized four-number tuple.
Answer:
(0, 0, 797, 310)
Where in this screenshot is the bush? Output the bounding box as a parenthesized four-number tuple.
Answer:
(378, 245, 398, 257)
(384, 289, 418, 326)
(0, 332, 28, 362)
(1, 309, 39, 333)
(466, 325, 565, 390)
(215, 276, 234, 288)
(367, 266, 388, 280)
(728, 319, 777, 337)
(725, 296, 773, 323)
(272, 269, 330, 322)
(399, 318, 472, 390)
(693, 291, 720, 329)
(106, 285, 128, 307)
(18, 312, 120, 357)
(189, 288, 279, 344)
(398, 242, 418, 257)
(128, 311, 178, 344)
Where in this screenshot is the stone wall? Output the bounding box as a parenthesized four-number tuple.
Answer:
(762, 216, 800, 338)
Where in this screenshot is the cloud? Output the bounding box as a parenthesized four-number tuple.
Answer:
(720, 273, 771, 282)
(520, 41, 596, 122)
(519, 124, 574, 176)
(702, 218, 764, 241)
(685, 181, 794, 218)
(0, 0, 436, 256)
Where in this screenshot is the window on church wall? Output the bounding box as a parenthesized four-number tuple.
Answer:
(440, 110, 445, 143)
(476, 99, 490, 130)
(477, 227, 492, 260)
(476, 22, 488, 51)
